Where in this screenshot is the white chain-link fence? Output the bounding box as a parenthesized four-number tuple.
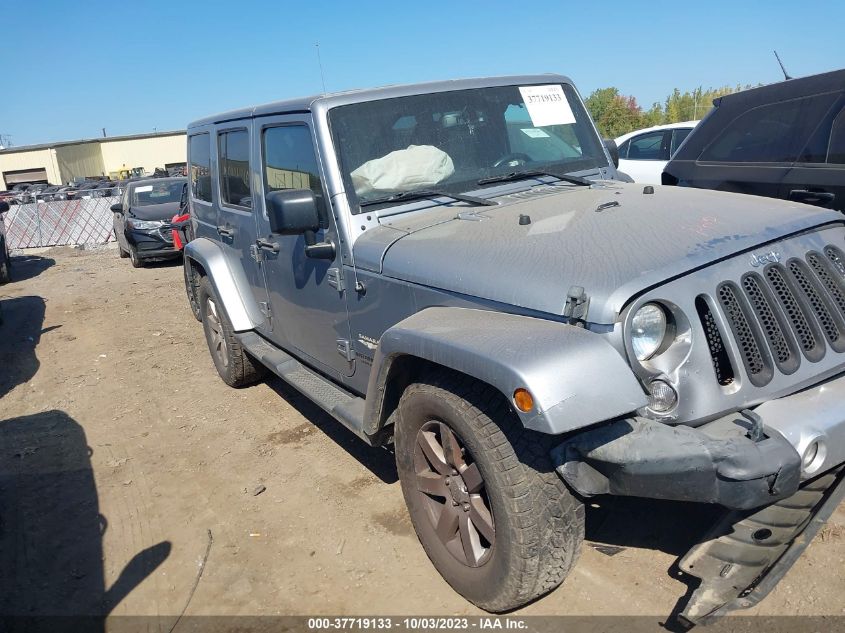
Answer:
(2, 188, 121, 249)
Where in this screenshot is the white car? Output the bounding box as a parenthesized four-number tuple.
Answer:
(615, 121, 699, 184)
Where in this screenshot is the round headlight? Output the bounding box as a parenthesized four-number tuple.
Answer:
(631, 303, 668, 361)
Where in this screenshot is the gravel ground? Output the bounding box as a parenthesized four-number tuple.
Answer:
(0, 246, 843, 627)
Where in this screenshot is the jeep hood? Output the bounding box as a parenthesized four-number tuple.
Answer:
(356, 182, 842, 324)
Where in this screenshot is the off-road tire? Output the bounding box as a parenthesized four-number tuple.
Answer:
(394, 371, 584, 612)
(198, 276, 265, 387)
(128, 247, 143, 268)
(184, 262, 202, 321)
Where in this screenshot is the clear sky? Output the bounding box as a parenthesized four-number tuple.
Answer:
(2, 0, 843, 146)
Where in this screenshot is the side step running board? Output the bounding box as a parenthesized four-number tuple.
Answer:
(236, 332, 371, 444)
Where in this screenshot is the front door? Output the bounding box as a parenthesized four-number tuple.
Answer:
(251, 115, 353, 379)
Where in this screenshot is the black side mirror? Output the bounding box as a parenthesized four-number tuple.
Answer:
(266, 189, 320, 235)
(0, 200, 9, 214)
(265, 189, 334, 259)
(110, 203, 123, 213)
(603, 139, 619, 168)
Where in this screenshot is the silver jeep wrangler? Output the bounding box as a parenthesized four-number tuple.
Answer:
(183, 75, 845, 623)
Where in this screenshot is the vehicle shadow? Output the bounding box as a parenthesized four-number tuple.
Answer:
(0, 410, 171, 630)
(8, 254, 55, 282)
(137, 256, 183, 270)
(584, 495, 723, 557)
(0, 295, 49, 398)
(265, 376, 398, 484)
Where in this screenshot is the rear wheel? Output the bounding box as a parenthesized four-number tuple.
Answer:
(184, 262, 202, 321)
(394, 372, 584, 612)
(198, 276, 265, 387)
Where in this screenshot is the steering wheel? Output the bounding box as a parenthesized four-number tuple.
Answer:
(492, 153, 532, 168)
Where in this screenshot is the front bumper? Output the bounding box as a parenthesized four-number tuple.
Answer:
(126, 228, 178, 259)
(553, 372, 845, 510)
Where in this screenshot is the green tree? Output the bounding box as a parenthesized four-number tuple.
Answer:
(584, 88, 645, 138)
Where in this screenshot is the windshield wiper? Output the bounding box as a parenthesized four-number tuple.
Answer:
(477, 170, 592, 187)
(359, 189, 497, 208)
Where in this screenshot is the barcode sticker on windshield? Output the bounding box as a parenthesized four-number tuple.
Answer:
(519, 85, 576, 127)
(135, 185, 153, 192)
(520, 128, 550, 138)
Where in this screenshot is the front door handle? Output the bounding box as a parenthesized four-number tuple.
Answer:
(216, 225, 235, 238)
(256, 238, 280, 254)
(789, 189, 836, 205)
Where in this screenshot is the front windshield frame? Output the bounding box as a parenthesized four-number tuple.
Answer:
(328, 82, 607, 214)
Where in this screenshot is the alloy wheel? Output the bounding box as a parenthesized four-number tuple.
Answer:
(413, 420, 495, 567)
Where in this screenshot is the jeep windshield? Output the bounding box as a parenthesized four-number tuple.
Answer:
(329, 83, 607, 212)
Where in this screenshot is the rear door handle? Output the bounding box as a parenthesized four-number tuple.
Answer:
(216, 225, 235, 238)
(256, 238, 280, 254)
(789, 189, 836, 204)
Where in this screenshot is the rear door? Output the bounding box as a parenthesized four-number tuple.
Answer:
(213, 125, 270, 330)
(689, 92, 840, 201)
(781, 93, 845, 212)
(251, 115, 353, 379)
(617, 129, 672, 184)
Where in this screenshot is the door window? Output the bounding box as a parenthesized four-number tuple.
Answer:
(702, 93, 839, 163)
(627, 131, 670, 160)
(262, 125, 327, 226)
(670, 128, 692, 155)
(218, 130, 252, 208)
(188, 133, 212, 202)
(796, 98, 845, 165)
(828, 107, 845, 164)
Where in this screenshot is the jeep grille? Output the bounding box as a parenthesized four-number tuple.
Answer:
(702, 246, 845, 388)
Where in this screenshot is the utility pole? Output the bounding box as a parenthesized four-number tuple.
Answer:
(102, 128, 107, 137)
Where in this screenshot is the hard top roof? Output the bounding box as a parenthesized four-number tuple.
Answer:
(715, 68, 845, 108)
(187, 74, 574, 129)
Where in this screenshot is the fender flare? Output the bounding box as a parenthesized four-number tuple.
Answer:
(183, 237, 263, 331)
(363, 307, 647, 435)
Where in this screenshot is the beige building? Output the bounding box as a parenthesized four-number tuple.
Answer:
(0, 131, 187, 189)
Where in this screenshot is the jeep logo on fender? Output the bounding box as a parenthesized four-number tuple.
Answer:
(750, 250, 781, 267)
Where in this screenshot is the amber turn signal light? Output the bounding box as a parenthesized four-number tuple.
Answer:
(513, 388, 534, 412)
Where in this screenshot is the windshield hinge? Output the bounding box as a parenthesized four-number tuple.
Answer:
(563, 286, 590, 325)
(336, 339, 356, 362)
(249, 244, 262, 262)
(327, 267, 344, 292)
(259, 301, 272, 318)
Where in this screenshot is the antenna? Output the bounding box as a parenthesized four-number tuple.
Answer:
(315, 42, 327, 94)
(773, 50, 792, 80)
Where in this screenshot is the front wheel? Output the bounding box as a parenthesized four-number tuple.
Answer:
(0, 245, 10, 284)
(128, 247, 143, 268)
(394, 372, 584, 612)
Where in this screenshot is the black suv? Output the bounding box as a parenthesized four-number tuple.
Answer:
(663, 68, 845, 212)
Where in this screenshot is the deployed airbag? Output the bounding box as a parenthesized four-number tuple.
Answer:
(351, 145, 454, 196)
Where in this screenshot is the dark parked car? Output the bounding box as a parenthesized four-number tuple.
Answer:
(39, 185, 63, 201)
(53, 185, 79, 201)
(111, 177, 187, 268)
(0, 199, 10, 283)
(663, 68, 845, 211)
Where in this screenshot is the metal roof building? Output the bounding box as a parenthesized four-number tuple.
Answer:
(0, 130, 187, 189)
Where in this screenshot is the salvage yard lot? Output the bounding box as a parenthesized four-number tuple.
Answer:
(1, 246, 844, 621)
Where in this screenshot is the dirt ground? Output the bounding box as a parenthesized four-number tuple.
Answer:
(1, 246, 844, 625)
